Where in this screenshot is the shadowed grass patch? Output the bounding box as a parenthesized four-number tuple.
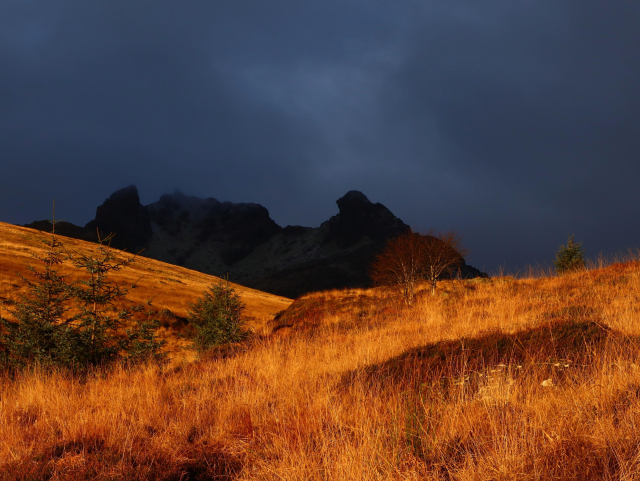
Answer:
(344, 320, 635, 392)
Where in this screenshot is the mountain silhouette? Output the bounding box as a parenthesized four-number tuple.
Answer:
(25, 186, 487, 298)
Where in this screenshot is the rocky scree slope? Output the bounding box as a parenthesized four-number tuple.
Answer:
(25, 186, 487, 298)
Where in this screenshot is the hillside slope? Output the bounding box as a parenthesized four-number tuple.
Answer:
(0, 221, 292, 356)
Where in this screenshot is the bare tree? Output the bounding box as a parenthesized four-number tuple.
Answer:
(370, 229, 467, 304)
(370, 229, 426, 305)
(422, 230, 467, 295)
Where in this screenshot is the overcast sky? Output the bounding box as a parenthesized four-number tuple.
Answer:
(1, 1, 639, 274)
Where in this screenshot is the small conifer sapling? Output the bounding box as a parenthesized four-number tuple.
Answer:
(187, 278, 249, 354)
(554, 234, 586, 274)
(0, 211, 74, 368)
(67, 231, 164, 366)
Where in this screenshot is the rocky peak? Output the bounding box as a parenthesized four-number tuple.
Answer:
(336, 190, 370, 210)
(85, 185, 152, 252)
(326, 191, 409, 249)
(107, 184, 141, 204)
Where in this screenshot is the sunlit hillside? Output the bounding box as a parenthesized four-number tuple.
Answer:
(0, 222, 292, 359)
(2, 239, 640, 479)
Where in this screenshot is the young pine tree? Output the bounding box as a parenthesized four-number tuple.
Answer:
(67, 232, 164, 366)
(554, 234, 586, 274)
(0, 222, 74, 368)
(187, 279, 249, 354)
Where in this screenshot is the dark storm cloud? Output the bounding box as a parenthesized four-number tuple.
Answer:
(0, 0, 405, 220)
(1, 1, 639, 273)
(375, 1, 640, 270)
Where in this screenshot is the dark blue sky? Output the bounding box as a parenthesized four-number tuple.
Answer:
(2, 1, 639, 274)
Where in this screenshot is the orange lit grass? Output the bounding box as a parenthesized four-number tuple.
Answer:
(2, 240, 640, 478)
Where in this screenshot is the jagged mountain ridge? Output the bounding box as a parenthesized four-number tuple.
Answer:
(25, 186, 486, 298)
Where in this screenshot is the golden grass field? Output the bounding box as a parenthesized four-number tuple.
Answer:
(2, 221, 640, 479)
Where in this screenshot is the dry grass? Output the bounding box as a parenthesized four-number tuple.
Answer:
(2, 233, 640, 478)
(0, 222, 292, 360)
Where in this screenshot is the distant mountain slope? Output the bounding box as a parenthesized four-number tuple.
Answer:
(25, 186, 487, 298)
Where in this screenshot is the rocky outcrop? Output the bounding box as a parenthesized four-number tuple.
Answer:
(144, 191, 282, 270)
(324, 191, 409, 248)
(85, 185, 152, 252)
(25, 186, 487, 298)
(22, 220, 98, 243)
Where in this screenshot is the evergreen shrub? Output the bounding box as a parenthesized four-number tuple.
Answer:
(187, 280, 249, 354)
(554, 234, 586, 274)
